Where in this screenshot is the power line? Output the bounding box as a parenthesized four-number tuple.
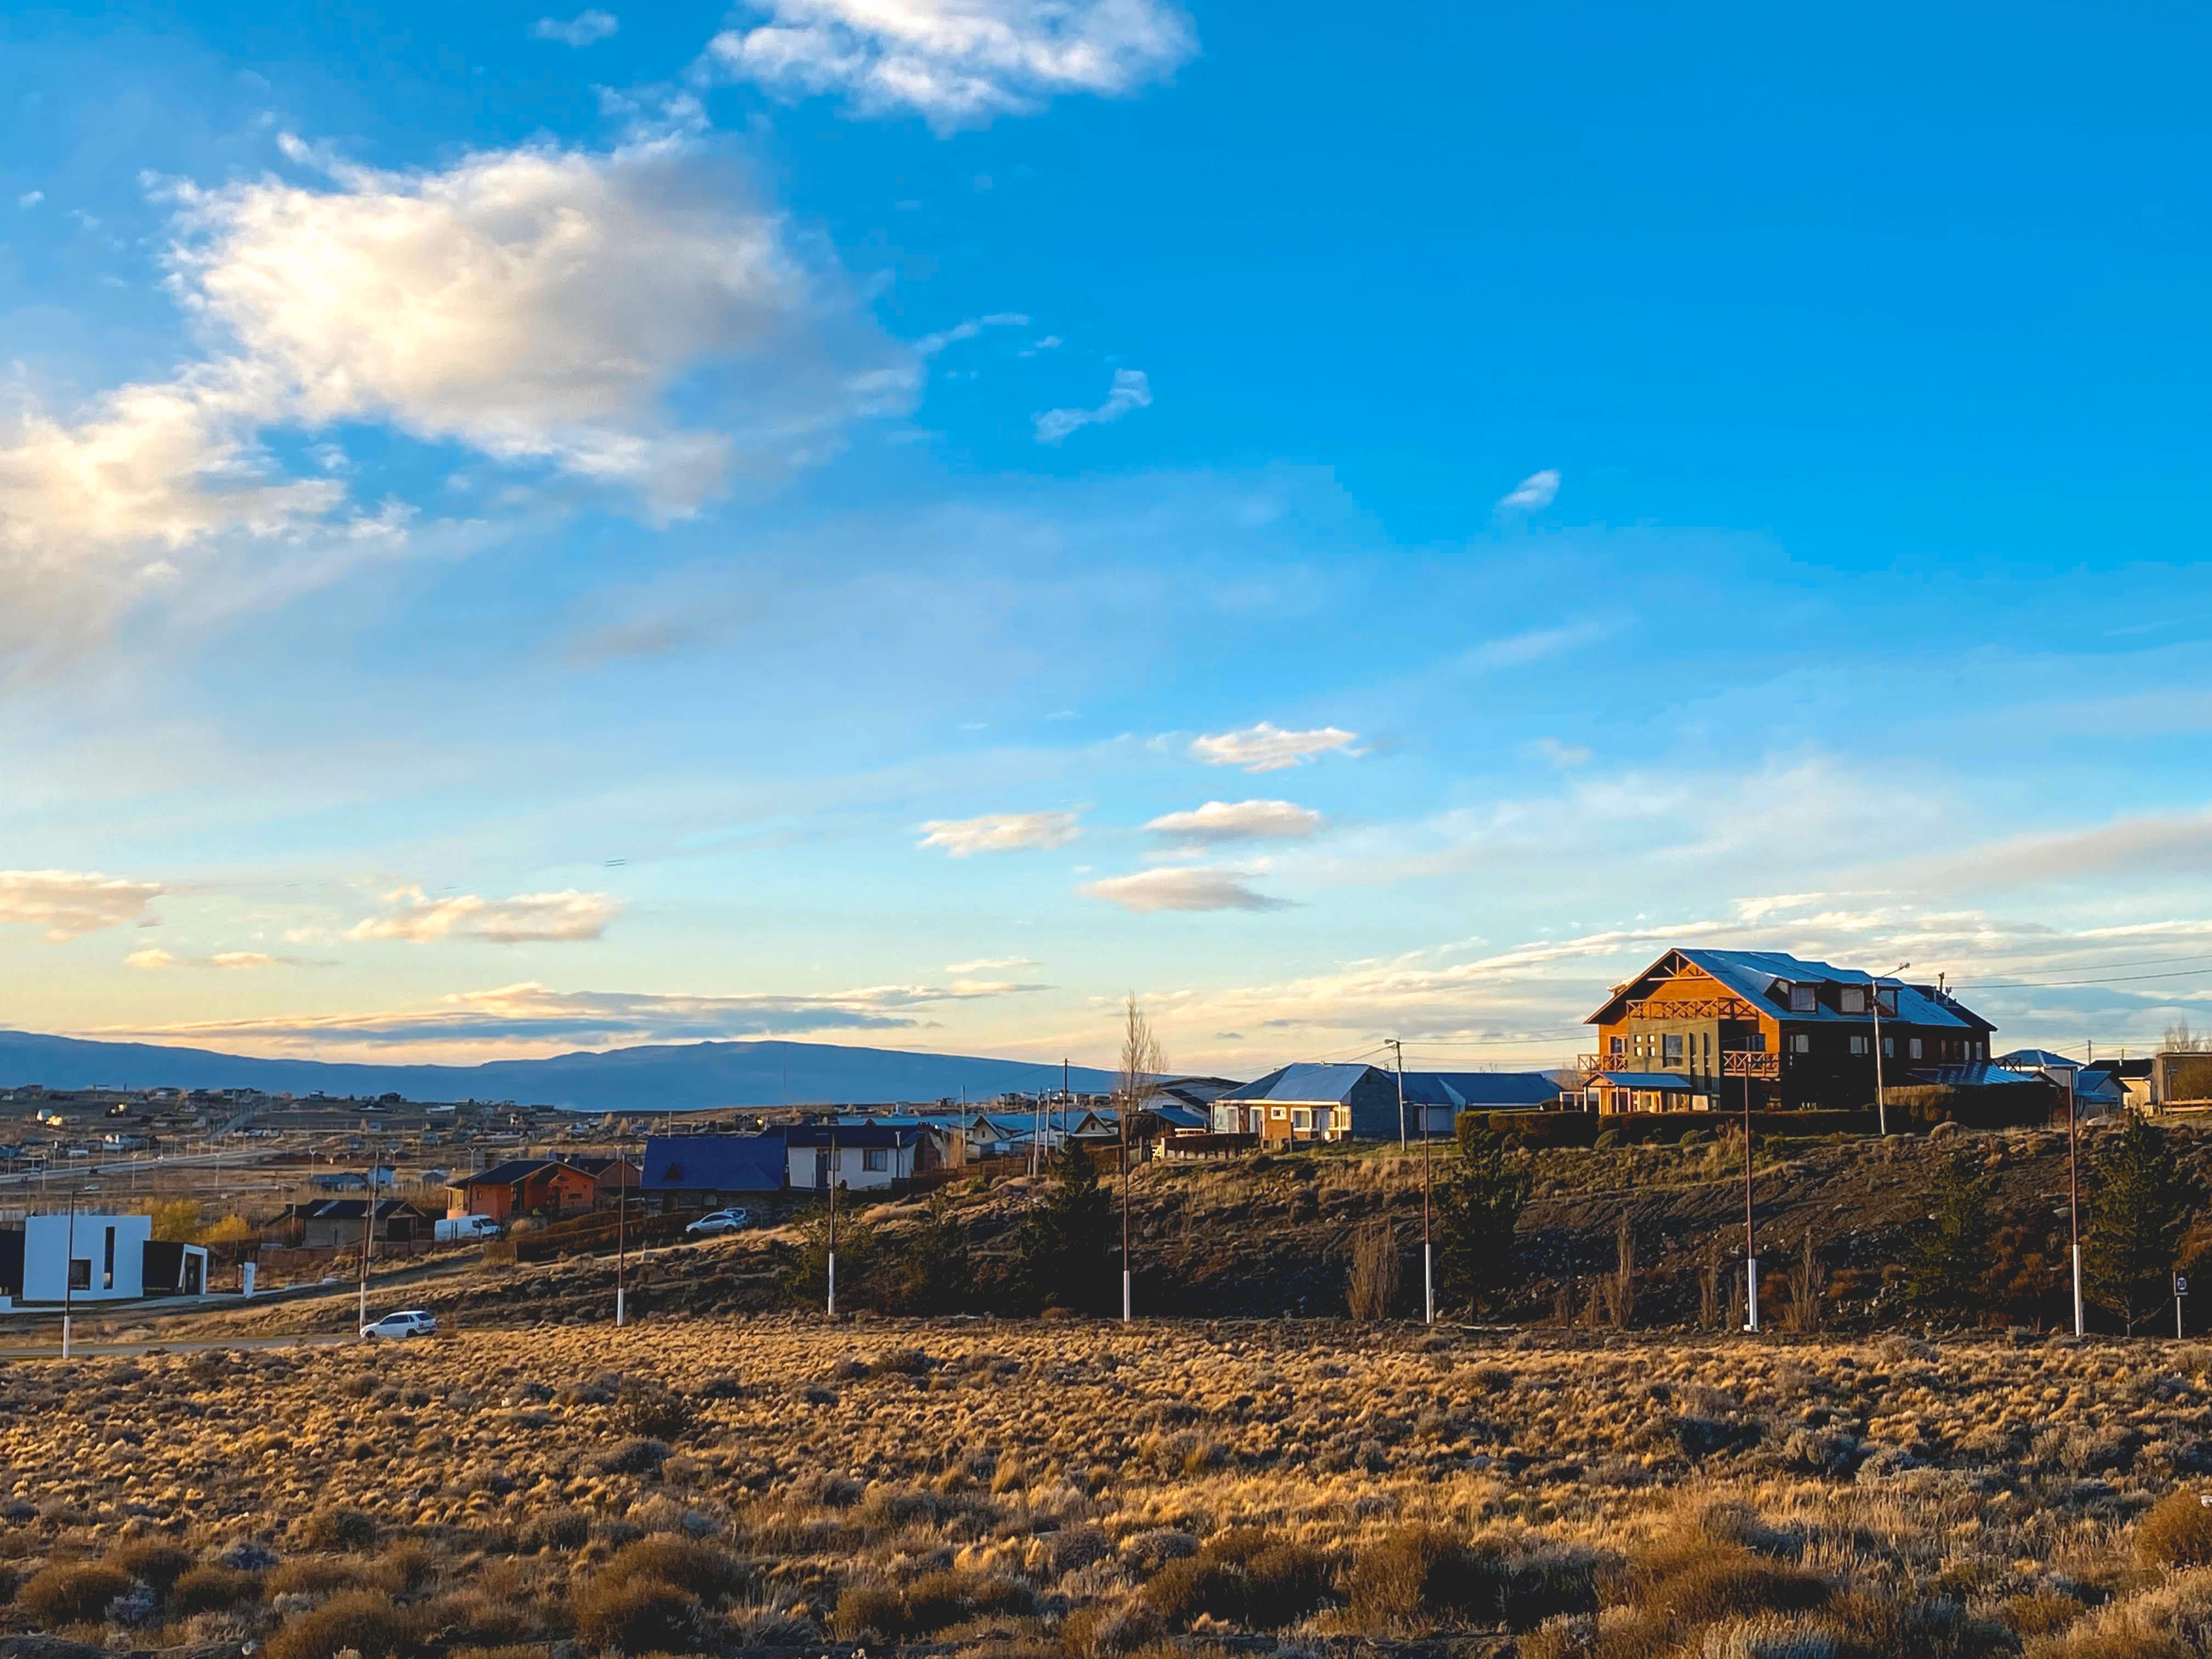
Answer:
(1959, 966, 2212, 992)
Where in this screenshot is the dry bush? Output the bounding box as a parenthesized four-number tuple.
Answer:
(422, 1585, 546, 1647)
(1062, 1598, 1165, 1657)
(1344, 1525, 1496, 1630)
(2136, 1490, 2212, 1567)
(266, 1589, 419, 1659)
(297, 1506, 377, 1551)
(571, 1575, 703, 1654)
(517, 1508, 591, 1554)
(170, 1565, 263, 1616)
(834, 1570, 1031, 1639)
(1347, 1224, 1401, 1321)
(608, 1379, 694, 1441)
(106, 1539, 193, 1592)
(18, 1561, 134, 1626)
(1141, 1529, 1329, 1629)
(600, 1534, 750, 1600)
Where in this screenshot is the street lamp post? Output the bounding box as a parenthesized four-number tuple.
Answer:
(1869, 961, 1910, 1137)
(2066, 1065, 2084, 1337)
(61, 1187, 77, 1361)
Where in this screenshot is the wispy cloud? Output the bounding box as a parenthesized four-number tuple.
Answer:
(1525, 736, 1592, 767)
(1497, 468, 1560, 511)
(697, 0, 1197, 132)
(1189, 721, 1358, 773)
(917, 810, 1081, 856)
(0, 871, 164, 942)
(348, 887, 624, 944)
(532, 9, 618, 45)
(1145, 799, 1326, 844)
(946, 955, 1041, 973)
(126, 947, 306, 970)
(1034, 369, 1151, 444)
(915, 313, 1031, 357)
(100, 976, 1045, 1052)
(1081, 866, 1291, 912)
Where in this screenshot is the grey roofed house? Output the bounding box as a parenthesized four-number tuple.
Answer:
(641, 1132, 786, 1201)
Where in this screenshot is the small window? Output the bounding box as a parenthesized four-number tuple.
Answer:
(1849, 1035, 1868, 1056)
(1663, 1034, 1684, 1063)
(1291, 1108, 1312, 1130)
(1788, 983, 1817, 1013)
(1882, 1036, 1895, 1059)
(1609, 1035, 1626, 1057)
(1790, 1032, 1812, 1054)
(1840, 987, 1867, 1015)
(103, 1226, 116, 1291)
(1909, 1037, 1924, 1060)
(1877, 987, 1899, 1017)
(862, 1148, 888, 1172)
(69, 1259, 91, 1291)
(1271, 1105, 1287, 1119)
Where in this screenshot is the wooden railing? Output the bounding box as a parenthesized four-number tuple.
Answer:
(1723, 1051, 1780, 1079)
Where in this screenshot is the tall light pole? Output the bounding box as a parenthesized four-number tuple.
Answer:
(61, 1186, 77, 1361)
(825, 1125, 838, 1319)
(1742, 1070, 1758, 1333)
(1869, 961, 1909, 1137)
(1391, 1040, 1432, 1324)
(2065, 1064, 2084, 1336)
(357, 1163, 376, 1335)
(614, 1140, 629, 1329)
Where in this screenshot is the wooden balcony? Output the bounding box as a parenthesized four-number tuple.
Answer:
(1624, 995, 1763, 1022)
(1722, 1051, 1780, 1079)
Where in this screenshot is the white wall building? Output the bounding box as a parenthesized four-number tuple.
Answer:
(23, 1212, 151, 1302)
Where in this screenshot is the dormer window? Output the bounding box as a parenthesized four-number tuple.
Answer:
(1877, 987, 1899, 1017)
(1840, 986, 1867, 1015)
(1788, 983, 1817, 1013)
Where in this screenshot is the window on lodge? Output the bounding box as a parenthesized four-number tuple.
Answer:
(1840, 986, 1868, 1014)
(1790, 1032, 1811, 1054)
(1663, 1034, 1684, 1064)
(1788, 983, 1818, 1013)
(1910, 1037, 1923, 1060)
(1849, 1035, 1868, 1056)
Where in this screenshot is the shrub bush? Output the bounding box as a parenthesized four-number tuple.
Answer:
(19, 1561, 136, 1627)
(608, 1380, 693, 1441)
(831, 1582, 908, 1640)
(571, 1576, 703, 1654)
(517, 1508, 592, 1554)
(601, 1534, 750, 1600)
(2138, 1490, 2212, 1567)
(266, 1590, 417, 1659)
(170, 1566, 263, 1615)
(298, 1508, 377, 1551)
(1344, 1527, 1496, 1630)
(107, 1540, 193, 1593)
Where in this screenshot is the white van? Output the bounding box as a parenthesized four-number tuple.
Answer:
(434, 1214, 501, 1243)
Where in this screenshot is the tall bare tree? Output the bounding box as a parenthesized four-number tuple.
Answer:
(2165, 1019, 2208, 1053)
(1114, 995, 1166, 1321)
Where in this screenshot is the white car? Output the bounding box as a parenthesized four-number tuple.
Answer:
(685, 1209, 751, 1238)
(360, 1309, 437, 1340)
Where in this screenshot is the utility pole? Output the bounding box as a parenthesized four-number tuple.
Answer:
(357, 1163, 375, 1335)
(826, 1124, 838, 1319)
(1392, 1040, 1431, 1324)
(2066, 1065, 2084, 1338)
(614, 1138, 629, 1328)
(1743, 1071, 1759, 1332)
(1120, 1082, 1132, 1324)
(1870, 961, 1909, 1137)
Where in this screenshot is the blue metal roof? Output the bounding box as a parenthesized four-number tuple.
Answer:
(1661, 949, 1989, 1031)
(1596, 1070, 1699, 1090)
(1433, 1071, 1564, 1107)
(642, 1133, 786, 1192)
(1221, 1063, 1381, 1104)
(1996, 1048, 2079, 1069)
(1910, 1063, 2039, 1089)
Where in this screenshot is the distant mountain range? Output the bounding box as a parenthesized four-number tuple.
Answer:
(0, 1030, 1120, 1113)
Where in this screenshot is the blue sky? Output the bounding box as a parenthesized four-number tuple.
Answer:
(4, 0, 2212, 1076)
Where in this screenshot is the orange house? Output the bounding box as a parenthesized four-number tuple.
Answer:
(447, 1158, 601, 1224)
(1583, 948, 1995, 1114)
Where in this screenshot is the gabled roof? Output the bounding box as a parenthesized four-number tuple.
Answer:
(783, 1123, 922, 1148)
(275, 1198, 432, 1222)
(642, 1132, 784, 1192)
(452, 1158, 595, 1187)
(1221, 1063, 1381, 1104)
(1429, 1071, 1564, 1107)
(1997, 1048, 2080, 1070)
(1587, 948, 1993, 1032)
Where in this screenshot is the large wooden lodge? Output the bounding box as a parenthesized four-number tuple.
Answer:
(1581, 948, 1996, 1114)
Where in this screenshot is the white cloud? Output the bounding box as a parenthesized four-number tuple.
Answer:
(699, 0, 1197, 131)
(916, 313, 1030, 357)
(126, 947, 295, 969)
(1082, 866, 1290, 912)
(1145, 799, 1326, 844)
(533, 9, 619, 45)
(1034, 368, 1151, 444)
(166, 137, 908, 515)
(1, 135, 909, 665)
(1188, 721, 1359, 773)
(1526, 737, 1592, 767)
(917, 809, 1081, 856)
(17, 191, 43, 209)
(1497, 469, 1559, 511)
(348, 887, 624, 944)
(946, 955, 1040, 972)
(0, 870, 165, 941)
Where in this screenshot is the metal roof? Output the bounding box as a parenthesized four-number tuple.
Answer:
(1910, 1063, 2040, 1089)
(1996, 1048, 2080, 1069)
(1431, 1071, 1564, 1107)
(642, 1132, 785, 1193)
(1220, 1063, 1381, 1104)
(1595, 1070, 1700, 1090)
(1590, 949, 1991, 1032)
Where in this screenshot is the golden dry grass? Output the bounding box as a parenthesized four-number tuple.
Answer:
(3, 1319, 2212, 1654)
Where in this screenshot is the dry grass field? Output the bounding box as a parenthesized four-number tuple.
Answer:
(8, 1319, 2212, 1658)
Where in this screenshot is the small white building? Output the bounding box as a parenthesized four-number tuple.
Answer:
(0, 1213, 212, 1304)
(785, 1125, 922, 1192)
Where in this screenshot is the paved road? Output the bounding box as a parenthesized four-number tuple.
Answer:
(0, 1333, 359, 1359)
(0, 1149, 263, 1188)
